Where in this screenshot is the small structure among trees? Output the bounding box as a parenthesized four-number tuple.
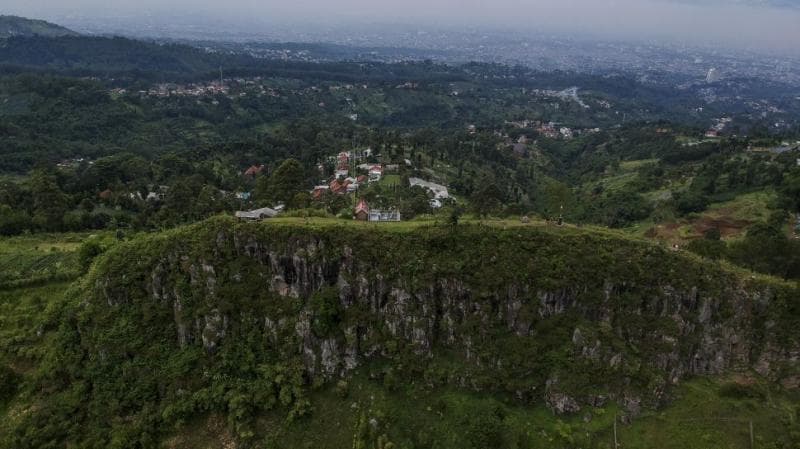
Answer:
(354, 199, 370, 221)
(369, 209, 401, 222)
(235, 207, 279, 220)
(243, 164, 265, 179)
(353, 198, 400, 222)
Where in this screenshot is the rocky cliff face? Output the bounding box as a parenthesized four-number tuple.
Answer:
(87, 218, 800, 418)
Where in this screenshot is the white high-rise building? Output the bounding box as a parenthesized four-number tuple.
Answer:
(706, 68, 721, 83)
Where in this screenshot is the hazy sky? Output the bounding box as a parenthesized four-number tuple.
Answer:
(5, 0, 800, 54)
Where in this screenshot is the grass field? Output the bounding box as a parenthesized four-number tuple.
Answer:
(0, 234, 84, 288)
(0, 230, 121, 288)
(379, 174, 402, 187)
(619, 158, 659, 171)
(618, 375, 799, 449)
(704, 191, 774, 224)
(163, 371, 799, 449)
(637, 191, 776, 244)
(258, 214, 627, 238)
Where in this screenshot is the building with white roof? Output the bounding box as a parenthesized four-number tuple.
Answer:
(235, 207, 279, 220)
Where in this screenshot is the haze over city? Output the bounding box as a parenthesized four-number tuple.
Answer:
(6, 0, 800, 54)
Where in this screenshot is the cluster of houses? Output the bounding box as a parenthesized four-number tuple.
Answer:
(56, 157, 93, 169)
(135, 82, 229, 98)
(315, 148, 454, 220)
(705, 117, 732, 138)
(528, 87, 590, 109)
(230, 148, 454, 222)
(93, 186, 168, 203)
(312, 150, 388, 199)
(505, 120, 565, 139)
(116, 76, 287, 101)
(537, 122, 575, 140)
(125, 187, 166, 202)
(504, 120, 599, 141)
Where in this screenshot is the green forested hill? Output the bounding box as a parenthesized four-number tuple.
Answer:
(0, 35, 470, 83)
(2, 216, 798, 448)
(0, 16, 78, 39)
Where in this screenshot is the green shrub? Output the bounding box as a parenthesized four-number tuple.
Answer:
(0, 364, 19, 404)
(686, 238, 726, 261)
(281, 208, 334, 219)
(718, 381, 765, 400)
(78, 239, 105, 273)
(310, 287, 342, 338)
(462, 402, 509, 449)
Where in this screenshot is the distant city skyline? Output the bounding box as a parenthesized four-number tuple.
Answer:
(4, 0, 800, 55)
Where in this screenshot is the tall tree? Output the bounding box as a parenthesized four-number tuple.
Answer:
(29, 169, 67, 231)
(256, 158, 306, 206)
(471, 182, 503, 218)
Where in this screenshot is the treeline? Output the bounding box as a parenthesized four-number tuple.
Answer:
(3, 34, 797, 129)
(0, 36, 470, 85)
(687, 214, 800, 280)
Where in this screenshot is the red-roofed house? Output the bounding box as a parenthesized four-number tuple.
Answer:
(312, 185, 329, 200)
(368, 165, 383, 182)
(244, 164, 266, 178)
(354, 198, 369, 221)
(329, 179, 351, 195)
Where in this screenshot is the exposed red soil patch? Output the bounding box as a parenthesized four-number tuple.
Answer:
(692, 217, 751, 238)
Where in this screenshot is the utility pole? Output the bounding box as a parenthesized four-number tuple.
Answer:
(613, 413, 619, 449)
(749, 420, 754, 449)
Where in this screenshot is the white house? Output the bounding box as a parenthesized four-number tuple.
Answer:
(369, 209, 401, 222)
(409, 178, 450, 208)
(235, 207, 279, 220)
(409, 178, 449, 198)
(368, 165, 383, 182)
